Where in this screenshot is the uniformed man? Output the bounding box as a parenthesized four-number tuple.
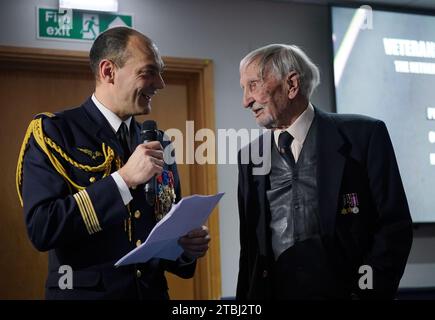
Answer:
(16, 26, 210, 299)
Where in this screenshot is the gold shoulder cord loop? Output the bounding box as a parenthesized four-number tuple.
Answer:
(16, 114, 116, 206)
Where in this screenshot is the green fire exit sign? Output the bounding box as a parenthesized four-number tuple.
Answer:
(38, 7, 133, 41)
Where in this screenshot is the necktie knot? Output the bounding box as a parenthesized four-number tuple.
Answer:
(278, 131, 295, 166)
(117, 122, 131, 159)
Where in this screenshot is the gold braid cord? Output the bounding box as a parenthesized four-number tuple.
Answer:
(16, 114, 117, 207)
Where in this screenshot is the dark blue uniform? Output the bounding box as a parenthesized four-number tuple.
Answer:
(17, 97, 195, 299)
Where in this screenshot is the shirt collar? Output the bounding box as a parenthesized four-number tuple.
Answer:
(91, 94, 132, 133)
(273, 103, 315, 147)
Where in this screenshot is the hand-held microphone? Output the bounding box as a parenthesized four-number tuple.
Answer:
(140, 120, 158, 206)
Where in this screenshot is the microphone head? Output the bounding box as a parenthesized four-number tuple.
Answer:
(141, 120, 158, 142)
(141, 120, 157, 131)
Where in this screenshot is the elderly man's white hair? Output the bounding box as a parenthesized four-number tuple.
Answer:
(240, 44, 320, 99)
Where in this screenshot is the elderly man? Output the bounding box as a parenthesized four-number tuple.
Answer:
(17, 27, 209, 299)
(236, 44, 412, 299)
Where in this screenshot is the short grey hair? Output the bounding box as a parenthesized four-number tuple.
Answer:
(240, 44, 320, 99)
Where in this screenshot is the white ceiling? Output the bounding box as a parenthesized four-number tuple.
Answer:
(272, 0, 435, 10)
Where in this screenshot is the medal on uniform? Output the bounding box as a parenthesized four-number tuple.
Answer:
(155, 170, 176, 221)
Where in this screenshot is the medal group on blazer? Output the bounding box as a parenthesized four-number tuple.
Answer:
(340, 192, 360, 215)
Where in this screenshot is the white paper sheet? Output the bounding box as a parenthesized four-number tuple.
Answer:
(115, 192, 224, 266)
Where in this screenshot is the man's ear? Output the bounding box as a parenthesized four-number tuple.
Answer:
(98, 59, 116, 84)
(287, 71, 300, 99)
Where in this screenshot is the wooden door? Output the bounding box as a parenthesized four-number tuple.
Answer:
(0, 46, 221, 300)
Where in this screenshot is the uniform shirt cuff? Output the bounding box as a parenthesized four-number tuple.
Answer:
(111, 172, 133, 205)
(179, 253, 196, 266)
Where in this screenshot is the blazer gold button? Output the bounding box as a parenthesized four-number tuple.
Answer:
(89, 177, 96, 183)
(262, 270, 268, 278)
(134, 210, 141, 219)
(136, 239, 142, 247)
(136, 270, 141, 278)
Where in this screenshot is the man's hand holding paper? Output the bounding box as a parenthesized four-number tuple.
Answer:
(179, 225, 211, 260)
(115, 193, 224, 266)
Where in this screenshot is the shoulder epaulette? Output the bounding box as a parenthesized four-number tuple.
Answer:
(34, 112, 56, 119)
(16, 113, 117, 207)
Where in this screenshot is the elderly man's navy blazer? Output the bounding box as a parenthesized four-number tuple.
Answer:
(236, 107, 413, 300)
(20, 97, 195, 299)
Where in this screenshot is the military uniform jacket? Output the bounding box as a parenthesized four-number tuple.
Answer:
(17, 97, 195, 299)
(236, 107, 413, 300)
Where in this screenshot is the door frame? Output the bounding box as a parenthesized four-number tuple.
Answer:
(0, 45, 221, 300)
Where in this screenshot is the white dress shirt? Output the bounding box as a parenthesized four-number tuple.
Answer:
(92, 94, 133, 205)
(273, 103, 315, 163)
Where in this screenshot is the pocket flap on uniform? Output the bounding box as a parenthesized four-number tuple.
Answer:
(46, 270, 101, 288)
